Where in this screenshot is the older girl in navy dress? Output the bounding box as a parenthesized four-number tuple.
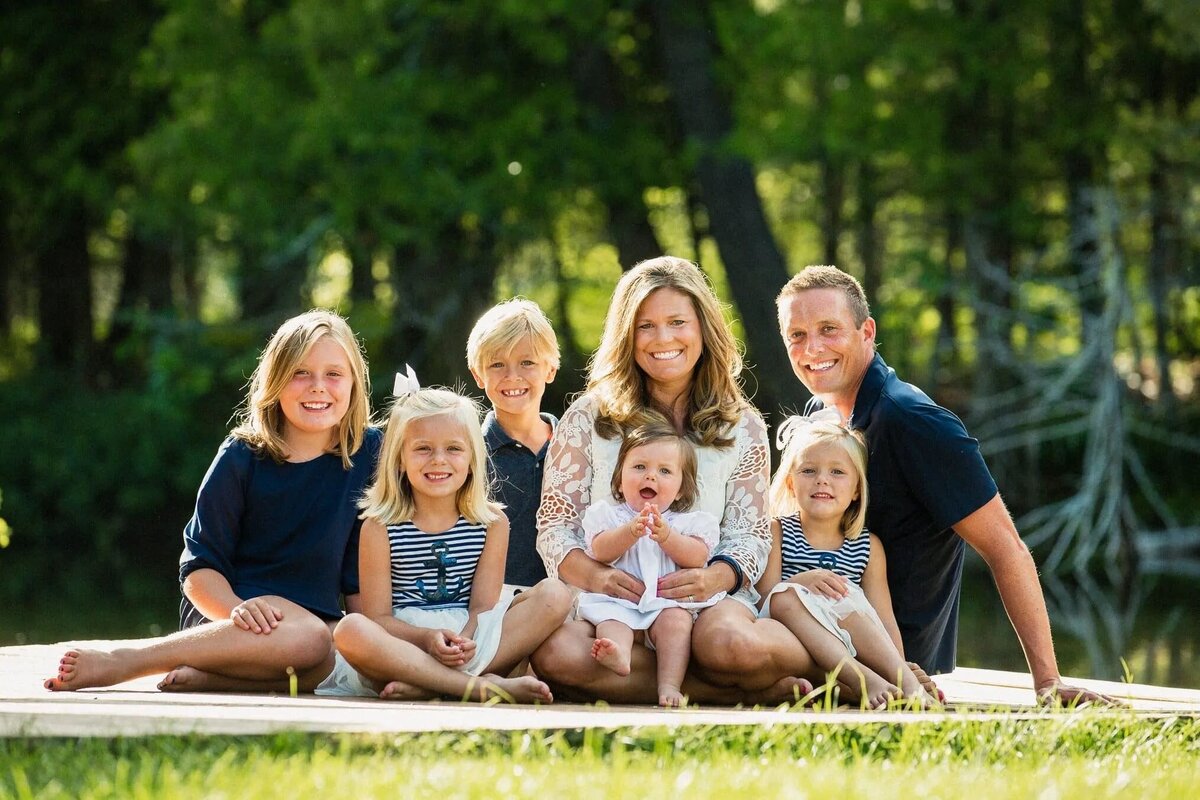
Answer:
(756, 414, 933, 707)
(320, 387, 571, 702)
(47, 310, 381, 693)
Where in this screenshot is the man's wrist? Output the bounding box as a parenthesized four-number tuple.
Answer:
(707, 555, 743, 593)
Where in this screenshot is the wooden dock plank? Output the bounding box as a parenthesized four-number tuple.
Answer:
(3, 642, 1197, 738)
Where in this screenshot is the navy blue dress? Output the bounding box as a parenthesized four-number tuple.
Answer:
(178, 427, 383, 629)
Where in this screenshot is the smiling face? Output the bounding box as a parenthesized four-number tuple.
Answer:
(778, 288, 876, 417)
(787, 441, 861, 526)
(618, 439, 684, 512)
(633, 287, 704, 395)
(277, 335, 353, 455)
(402, 414, 472, 502)
(471, 335, 558, 422)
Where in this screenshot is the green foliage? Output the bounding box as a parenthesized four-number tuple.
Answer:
(1, 717, 1199, 799)
(0, 319, 263, 611)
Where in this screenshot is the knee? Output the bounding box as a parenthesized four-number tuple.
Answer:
(528, 578, 573, 619)
(529, 622, 590, 685)
(768, 590, 800, 619)
(277, 606, 334, 669)
(654, 608, 693, 638)
(693, 623, 770, 674)
(331, 613, 372, 656)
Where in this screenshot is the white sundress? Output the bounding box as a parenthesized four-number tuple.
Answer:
(575, 501, 725, 632)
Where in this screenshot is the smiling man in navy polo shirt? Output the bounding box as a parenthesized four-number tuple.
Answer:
(776, 264, 1112, 705)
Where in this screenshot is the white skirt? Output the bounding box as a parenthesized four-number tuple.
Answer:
(315, 593, 515, 698)
(759, 581, 885, 658)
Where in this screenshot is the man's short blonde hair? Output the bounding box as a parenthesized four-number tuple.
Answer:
(776, 265, 871, 327)
(466, 297, 560, 375)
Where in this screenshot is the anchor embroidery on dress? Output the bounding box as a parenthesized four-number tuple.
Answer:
(817, 552, 839, 571)
(416, 540, 463, 603)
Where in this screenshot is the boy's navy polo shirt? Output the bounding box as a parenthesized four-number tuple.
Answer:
(811, 353, 997, 673)
(483, 410, 557, 586)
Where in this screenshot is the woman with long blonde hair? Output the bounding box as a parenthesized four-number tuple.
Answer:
(534, 257, 815, 704)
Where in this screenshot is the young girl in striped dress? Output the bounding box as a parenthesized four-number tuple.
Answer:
(756, 413, 933, 708)
(318, 386, 571, 702)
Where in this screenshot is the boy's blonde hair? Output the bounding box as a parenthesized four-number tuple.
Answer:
(588, 256, 748, 447)
(609, 417, 699, 512)
(232, 309, 371, 468)
(769, 416, 869, 539)
(360, 388, 502, 526)
(466, 297, 560, 376)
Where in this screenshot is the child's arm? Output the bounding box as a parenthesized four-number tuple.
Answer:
(589, 508, 650, 563)
(463, 515, 509, 639)
(183, 569, 282, 633)
(359, 518, 471, 662)
(650, 508, 711, 568)
(753, 519, 784, 601)
(860, 533, 906, 658)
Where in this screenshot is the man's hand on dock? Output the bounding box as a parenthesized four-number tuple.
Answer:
(1036, 677, 1124, 708)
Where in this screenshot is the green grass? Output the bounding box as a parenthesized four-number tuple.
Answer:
(3, 715, 1199, 799)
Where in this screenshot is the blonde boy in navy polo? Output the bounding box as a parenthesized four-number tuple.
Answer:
(467, 299, 560, 588)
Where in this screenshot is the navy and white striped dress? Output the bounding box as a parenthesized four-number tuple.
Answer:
(388, 517, 487, 609)
(761, 514, 885, 657)
(778, 514, 870, 585)
(316, 515, 515, 697)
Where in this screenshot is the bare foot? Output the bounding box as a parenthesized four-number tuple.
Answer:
(380, 679, 433, 701)
(590, 638, 631, 676)
(658, 685, 687, 708)
(44, 649, 129, 691)
(158, 666, 210, 692)
(862, 678, 902, 710)
(746, 675, 814, 706)
(477, 674, 554, 704)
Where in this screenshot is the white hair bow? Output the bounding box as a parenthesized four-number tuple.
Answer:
(393, 364, 420, 397)
(775, 406, 845, 450)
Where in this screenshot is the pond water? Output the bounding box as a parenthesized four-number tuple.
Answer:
(958, 562, 1200, 689)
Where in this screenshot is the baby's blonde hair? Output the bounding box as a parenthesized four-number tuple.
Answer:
(360, 388, 502, 526)
(769, 416, 868, 539)
(232, 309, 371, 468)
(466, 297, 561, 376)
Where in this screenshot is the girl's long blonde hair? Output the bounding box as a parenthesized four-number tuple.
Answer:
(769, 415, 869, 539)
(588, 256, 748, 447)
(232, 309, 371, 468)
(360, 388, 502, 526)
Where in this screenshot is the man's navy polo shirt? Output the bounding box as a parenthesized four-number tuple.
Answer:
(483, 410, 557, 586)
(814, 353, 997, 673)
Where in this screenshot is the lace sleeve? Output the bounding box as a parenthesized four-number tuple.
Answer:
(536, 395, 600, 578)
(710, 409, 771, 585)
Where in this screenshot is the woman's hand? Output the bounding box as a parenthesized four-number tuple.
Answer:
(789, 569, 850, 599)
(593, 565, 646, 603)
(426, 629, 476, 668)
(657, 564, 734, 604)
(230, 597, 283, 634)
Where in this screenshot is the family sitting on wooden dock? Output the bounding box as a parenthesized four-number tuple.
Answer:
(43, 258, 1117, 708)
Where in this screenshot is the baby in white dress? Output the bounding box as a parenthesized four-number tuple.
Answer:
(576, 419, 723, 707)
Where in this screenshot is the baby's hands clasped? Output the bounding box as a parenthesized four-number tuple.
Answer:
(645, 505, 674, 544)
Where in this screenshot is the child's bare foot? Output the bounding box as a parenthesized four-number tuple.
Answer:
(477, 674, 554, 704)
(44, 649, 129, 691)
(158, 666, 210, 692)
(746, 675, 814, 706)
(862, 677, 902, 710)
(658, 685, 687, 708)
(380, 679, 432, 701)
(590, 638, 631, 676)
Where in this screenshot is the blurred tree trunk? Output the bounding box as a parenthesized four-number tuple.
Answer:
(856, 159, 881, 310)
(1147, 154, 1178, 413)
(36, 203, 93, 376)
(649, 0, 794, 420)
(348, 227, 379, 309)
(389, 228, 499, 386)
(105, 232, 174, 379)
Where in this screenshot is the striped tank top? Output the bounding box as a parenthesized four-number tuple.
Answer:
(387, 517, 487, 609)
(777, 514, 871, 585)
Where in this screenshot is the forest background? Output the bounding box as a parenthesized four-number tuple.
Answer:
(0, 0, 1197, 683)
